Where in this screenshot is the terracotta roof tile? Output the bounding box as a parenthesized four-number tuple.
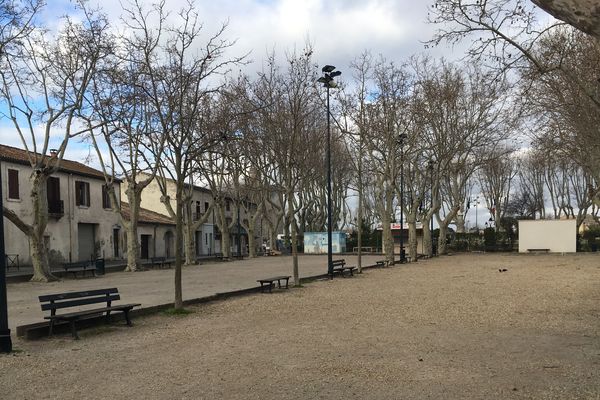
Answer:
(121, 202, 174, 226)
(0, 143, 119, 182)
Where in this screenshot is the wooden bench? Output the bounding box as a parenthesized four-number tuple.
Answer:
(150, 256, 172, 269)
(62, 261, 96, 278)
(214, 252, 225, 260)
(39, 288, 141, 340)
(375, 260, 387, 268)
(331, 259, 357, 277)
(527, 248, 550, 253)
(257, 276, 291, 293)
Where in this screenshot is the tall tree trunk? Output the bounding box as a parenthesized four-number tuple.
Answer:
(221, 229, 231, 258)
(29, 230, 53, 282)
(407, 215, 418, 262)
(247, 225, 256, 258)
(216, 207, 231, 258)
(438, 223, 449, 255)
(437, 209, 457, 255)
(423, 220, 433, 258)
(383, 183, 394, 265)
(357, 191, 363, 273)
(184, 222, 196, 265)
(124, 187, 142, 272)
(29, 173, 56, 282)
(174, 188, 184, 310)
(269, 227, 277, 251)
(357, 156, 363, 273)
(455, 214, 466, 233)
(287, 193, 299, 286)
(124, 220, 140, 272)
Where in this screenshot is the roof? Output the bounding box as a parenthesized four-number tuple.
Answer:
(121, 202, 174, 226)
(0, 143, 120, 183)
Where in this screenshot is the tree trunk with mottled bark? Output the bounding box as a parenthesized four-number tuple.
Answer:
(287, 192, 299, 286)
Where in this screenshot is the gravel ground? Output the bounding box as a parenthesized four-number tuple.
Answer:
(2, 253, 600, 399)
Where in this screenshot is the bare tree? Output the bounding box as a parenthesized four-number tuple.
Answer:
(413, 60, 513, 254)
(82, 21, 168, 272)
(522, 28, 600, 180)
(0, 4, 109, 281)
(339, 51, 373, 272)
(361, 57, 413, 265)
(0, 0, 42, 54)
(477, 147, 517, 231)
(252, 47, 322, 285)
(123, 0, 244, 309)
(516, 150, 547, 219)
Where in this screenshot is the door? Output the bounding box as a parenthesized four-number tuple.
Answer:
(77, 223, 96, 261)
(140, 235, 151, 259)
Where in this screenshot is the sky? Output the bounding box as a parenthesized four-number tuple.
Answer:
(1, 0, 463, 161)
(0, 0, 555, 228)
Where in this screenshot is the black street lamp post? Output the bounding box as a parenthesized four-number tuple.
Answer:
(475, 196, 480, 233)
(398, 133, 407, 263)
(317, 65, 341, 278)
(0, 157, 12, 353)
(428, 160, 435, 256)
(237, 204, 242, 258)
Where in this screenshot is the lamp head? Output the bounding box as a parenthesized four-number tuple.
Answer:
(330, 70, 342, 78)
(322, 65, 336, 73)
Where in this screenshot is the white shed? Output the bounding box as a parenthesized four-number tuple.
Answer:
(518, 220, 577, 253)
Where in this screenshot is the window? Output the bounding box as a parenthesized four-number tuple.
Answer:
(226, 200, 230, 212)
(75, 181, 90, 207)
(102, 185, 111, 209)
(7, 169, 19, 200)
(195, 201, 201, 214)
(204, 202, 209, 212)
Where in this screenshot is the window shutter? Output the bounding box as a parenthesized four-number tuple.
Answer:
(75, 182, 82, 206)
(85, 182, 90, 207)
(103, 185, 111, 208)
(7, 169, 19, 199)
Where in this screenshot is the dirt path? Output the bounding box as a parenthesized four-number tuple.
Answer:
(2, 253, 599, 399)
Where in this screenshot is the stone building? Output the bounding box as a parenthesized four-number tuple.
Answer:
(1, 144, 122, 266)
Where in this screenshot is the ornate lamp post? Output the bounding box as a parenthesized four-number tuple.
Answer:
(317, 65, 341, 277)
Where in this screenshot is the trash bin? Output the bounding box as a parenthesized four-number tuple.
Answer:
(95, 258, 105, 275)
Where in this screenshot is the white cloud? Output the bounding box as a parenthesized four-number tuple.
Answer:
(78, 0, 455, 74)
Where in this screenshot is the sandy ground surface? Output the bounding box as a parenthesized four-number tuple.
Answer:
(1, 253, 600, 399)
(7, 254, 381, 328)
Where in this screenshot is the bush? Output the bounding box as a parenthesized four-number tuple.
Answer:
(483, 227, 496, 249)
(582, 226, 600, 252)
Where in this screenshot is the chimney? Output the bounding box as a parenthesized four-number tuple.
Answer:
(50, 149, 58, 157)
